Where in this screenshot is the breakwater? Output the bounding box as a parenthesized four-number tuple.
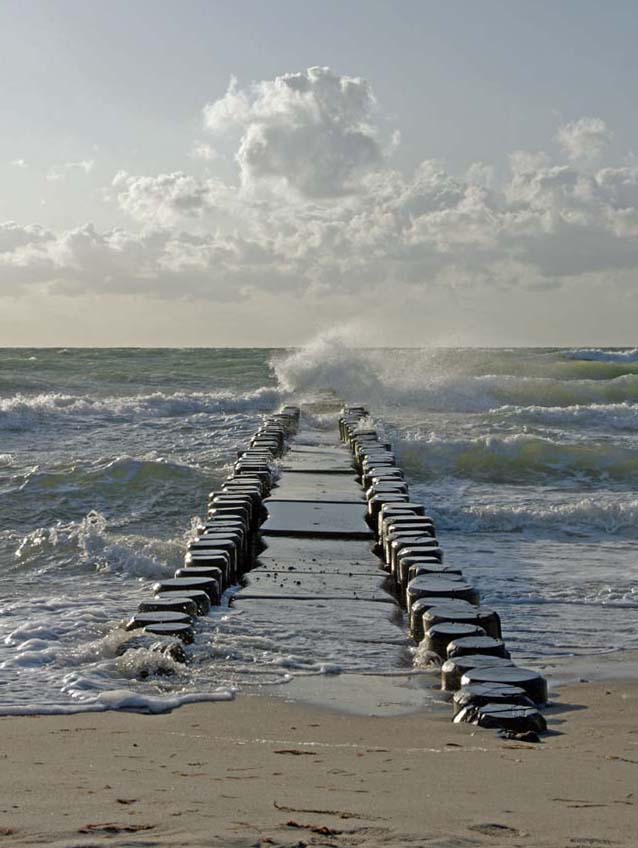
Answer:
(118, 398, 549, 734)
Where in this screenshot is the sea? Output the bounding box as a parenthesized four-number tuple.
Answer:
(1, 341, 637, 714)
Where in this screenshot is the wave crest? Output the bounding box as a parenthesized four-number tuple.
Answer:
(14, 510, 180, 578)
(271, 335, 638, 412)
(0, 387, 281, 431)
(397, 431, 638, 483)
(430, 497, 638, 536)
(493, 402, 638, 430)
(563, 347, 638, 364)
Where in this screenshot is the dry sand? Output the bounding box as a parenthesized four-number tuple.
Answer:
(1, 679, 636, 848)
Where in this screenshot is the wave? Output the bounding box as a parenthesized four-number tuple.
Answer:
(271, 334, 638, 412)
(564, 347, 638, 364)
(0, 453, 216, 531)
(0, 387, 281, 431)
(396, 431, 638, 484)
(440, 373, 638, 411)
(493, 402, 638, 430)
(13, 510, 183, 578)
(272, 330, 386, 397)
(17, 454, 208, 496)
(429, 497, 638, 536)
(0, 689, 235, 716)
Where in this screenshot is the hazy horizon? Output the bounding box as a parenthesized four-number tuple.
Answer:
(2, 344, 638, 351)
(1, 0, 637, 347)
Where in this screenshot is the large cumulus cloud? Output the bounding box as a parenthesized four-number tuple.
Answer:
(204, 67, 384, 196)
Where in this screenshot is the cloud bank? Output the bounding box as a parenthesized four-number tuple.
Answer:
(1, 67, 637, 313)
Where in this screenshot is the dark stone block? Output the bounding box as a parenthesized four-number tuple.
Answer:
(126, 611, 192, 631)
(138, 596, 198, 616)
(406, 576, 479, 612)
(447, 635, 509, 659)
(409, 598, 476, 642)
(424, 623, 486, 657)
(154, 576, 220, 605)
(422, 604, 502, 639)
(455, 702, 547, 734)
(452, 683, 534, 716)
(144, 622, 194, 644)
(154, 588, 211, 615)
(441, 654, 515, 692)
(460, 665, 549, 704)
(175, 566, 224, 591)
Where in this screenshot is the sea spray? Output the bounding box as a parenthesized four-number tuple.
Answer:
(272, 327, 386, 399)
(272, 335, 638, 411)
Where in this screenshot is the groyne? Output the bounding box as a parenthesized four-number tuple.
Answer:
(120, 399, 548, 736)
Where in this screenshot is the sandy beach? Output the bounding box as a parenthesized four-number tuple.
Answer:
(1, 678, 636, 848)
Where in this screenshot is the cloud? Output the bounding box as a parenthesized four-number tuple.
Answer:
(192, 142, 219, 161)
(66, 159, 94, 174)
(0, 221, 53, 252)
(0, 57, 636, 315)
(9, 159, 27, 168)
(46, 160, 95, 182)
(4, 124, 638, 303)
(204, 66, 385, 197)
(556, 117, 612, 163)
(112, 171, 232, 225)
(0, 219, 297, 300)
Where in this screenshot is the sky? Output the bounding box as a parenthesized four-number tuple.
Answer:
(1, 0, 638, 347)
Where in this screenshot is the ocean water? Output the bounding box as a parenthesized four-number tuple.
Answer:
(1, 342, 637, 713)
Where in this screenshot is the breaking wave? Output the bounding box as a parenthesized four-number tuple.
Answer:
(563, 347, 638, 363)
(272, 331, 385, 398)
(0, 387, 281, 431)
(492, 401, 638, 430)
(18, 454, 207, 495)
(12, 510, 182, 578)
(272, 336, 638, 412)
(432, 373, 638, 412)
(397, 431, 638, 484)
(430, 497, 638, 536)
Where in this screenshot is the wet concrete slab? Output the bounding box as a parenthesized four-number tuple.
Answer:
(288, 441, 343, 452)
(280, 444, 354, 474)
(257, 536, 381, 574)
(261, 499, 373, 539)
(240, 567, 392, 601)
(292, 430, 343, 447)
(229, 410, 413, 685)
(231, 597, 407, 646)
(269, 471, 363, 502)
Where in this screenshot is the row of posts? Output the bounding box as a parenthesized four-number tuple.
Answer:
(118, 406, 300, 662)
(340, 405, 549, 738)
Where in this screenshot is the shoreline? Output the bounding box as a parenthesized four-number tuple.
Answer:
(2, 646, 638, 719)
(1, 676, 636, 847)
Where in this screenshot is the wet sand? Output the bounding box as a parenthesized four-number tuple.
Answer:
(1, 678, 637, 848)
